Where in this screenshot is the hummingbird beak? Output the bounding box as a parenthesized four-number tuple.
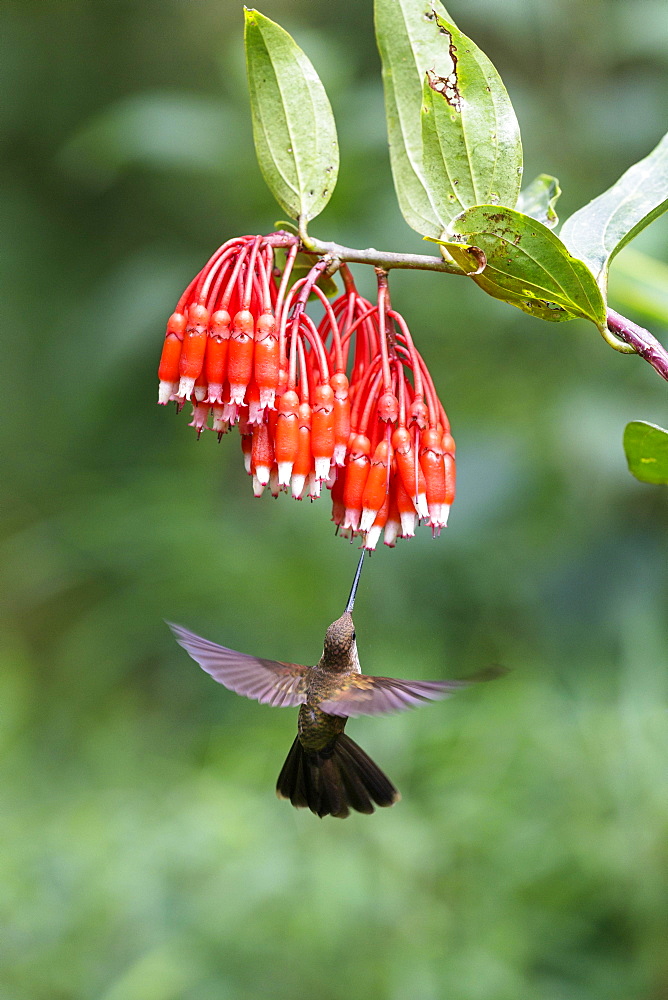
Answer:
(344, 551, 366, 614)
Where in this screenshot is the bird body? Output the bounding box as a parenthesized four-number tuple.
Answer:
(169, 553, 479, 818)
(297, 612, 359, 752)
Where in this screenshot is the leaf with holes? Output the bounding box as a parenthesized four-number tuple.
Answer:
(517, 174, 561, 229)
(447, 205, 606, 326)
(624, 421, 668, 485)
(560, 131, 668, 293)
(374, 0, 457, 238)
(244, 8, 339, 224)
(420, 15, 523, 233)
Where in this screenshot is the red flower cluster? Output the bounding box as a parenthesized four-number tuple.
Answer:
(157, 233, 456, 548)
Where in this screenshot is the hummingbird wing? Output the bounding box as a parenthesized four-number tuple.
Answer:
(168, 622, 309, 708)
(319, 674, 471, 717)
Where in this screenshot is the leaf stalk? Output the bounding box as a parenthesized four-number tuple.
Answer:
(607, 309, 668, 382)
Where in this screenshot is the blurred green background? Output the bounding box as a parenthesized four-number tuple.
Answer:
(2, 1, 668, 998)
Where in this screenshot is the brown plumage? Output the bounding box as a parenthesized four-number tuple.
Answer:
(169, 553, 488, 818)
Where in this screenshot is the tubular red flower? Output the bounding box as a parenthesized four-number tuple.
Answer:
(157, 233, 456, 547)
(205, 309, 231, 405)
(291, 402, 313, 500)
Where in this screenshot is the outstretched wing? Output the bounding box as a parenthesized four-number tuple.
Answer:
(168, 622, 308, 708)
(319, 674, 471, 718)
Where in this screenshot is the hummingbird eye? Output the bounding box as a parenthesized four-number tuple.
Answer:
(352, 631, 356, 641)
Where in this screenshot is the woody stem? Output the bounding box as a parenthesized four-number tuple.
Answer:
(264, 233, 668, 382)
(267, 230, 463, 274)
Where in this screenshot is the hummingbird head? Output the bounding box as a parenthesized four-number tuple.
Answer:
(320, 552, 365, 669)
(322, 612, 358, 667)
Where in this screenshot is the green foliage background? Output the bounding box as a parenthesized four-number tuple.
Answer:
(2, 1, 668, 997)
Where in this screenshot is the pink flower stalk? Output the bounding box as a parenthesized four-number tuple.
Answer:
(157, 233, 456, 548)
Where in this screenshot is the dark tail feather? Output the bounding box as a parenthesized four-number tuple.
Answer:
(276, 733, 399, 819)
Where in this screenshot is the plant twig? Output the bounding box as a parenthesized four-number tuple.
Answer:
(607, 309, 668, 382)
(294, 231, 464, 274)
(266, 233, 668, 384)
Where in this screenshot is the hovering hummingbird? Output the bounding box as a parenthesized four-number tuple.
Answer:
(169, 552, 488, 818)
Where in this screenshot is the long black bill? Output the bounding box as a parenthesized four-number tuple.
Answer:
(344, 550, 366, 614)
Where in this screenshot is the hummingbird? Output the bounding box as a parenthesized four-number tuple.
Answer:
(169, 552, 486, 818)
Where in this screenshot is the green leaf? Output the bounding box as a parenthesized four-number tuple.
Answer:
(244, 8, 339, 224)
(447, 205, 607, 326)
(374, 0, 456, 238)
(624, 421, 668, 484)
(517, 174, 561, 229)
(560, 131, 668, 292)
(420, 17, 523, 230)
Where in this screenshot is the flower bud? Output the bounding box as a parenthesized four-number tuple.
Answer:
(311, 383, 335, 481)
(330, 372, 351, 467)
(391, 427, 428, 519)
(291, 403, 312, 499)
(252, 421, 274, 487)
(360, 440, 391, 533)
(205, 309, 231, 404)
(228, 309, 255, 405)
(178, 303, 210, 399)
(343, 434, 371, 531)
(419, 428, 448, 530)
(377, 391, 399, 423)
(158, 311, 186, 403)
(254, 311, 279, 409)
(275, 389, 300, 486)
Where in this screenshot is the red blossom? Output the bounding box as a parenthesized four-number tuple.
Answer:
(157, 233, 456, 548)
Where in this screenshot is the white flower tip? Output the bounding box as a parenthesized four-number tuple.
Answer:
(343, 508, 361, 532)
(207, 383, 224, 404)
(333, 444, 347, 467)
(383, 520, 400, 547)
(416, 493, 429, 519)
(252, 476, 265, 497)
(243, 453, 252, 475)
(259, 389, 276, 409)
(428, 503, 450, 529)
(399, 511, 416, 537)
(364, 525, 382, 551)
(222, 403, 238, 426)
(188, 404, 210, 431)
(178, 376, 196, 400)
(194, 385, 207, 402)
(211, 406, 228, 434)
(229, 384, 246, 405)
(248, 402, 265, 425)
(359, 508, 377, 533)
(314, 456, 331, 481)
(255, 464, 271, 487)
(307, 473, 322, 499)
(158, 380, 177, 405)
(291, 473, 306, 499)
(278, 461, 293, 487)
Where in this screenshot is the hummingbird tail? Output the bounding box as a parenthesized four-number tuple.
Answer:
(276, 734, 400, 819)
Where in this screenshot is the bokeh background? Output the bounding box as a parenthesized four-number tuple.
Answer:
(2, 1, 668, 997)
